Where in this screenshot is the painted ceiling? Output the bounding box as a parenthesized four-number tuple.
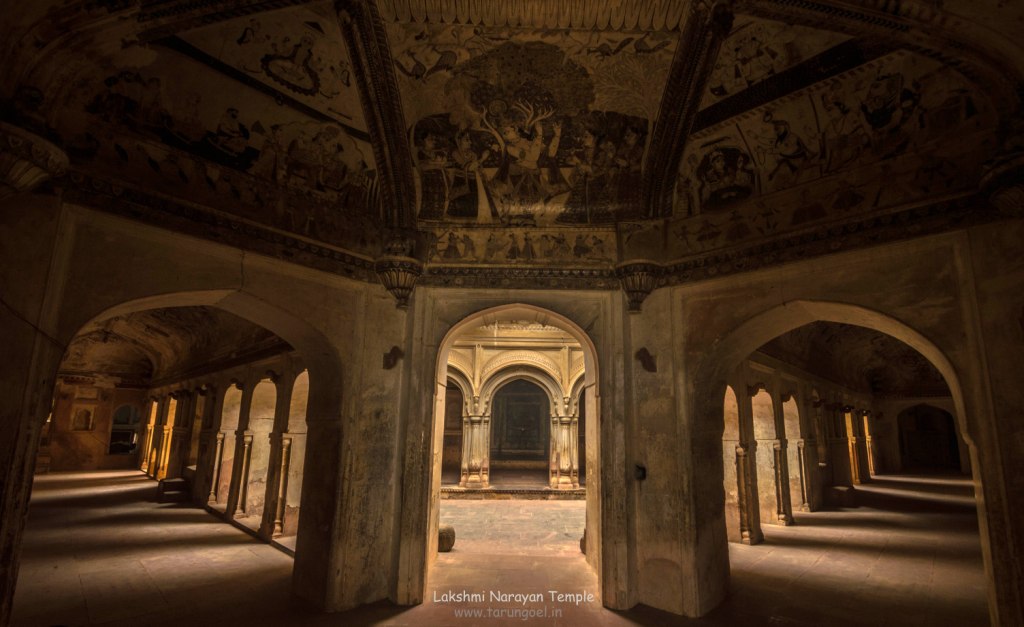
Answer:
(60, 306, 290, 386)
(0, 0, 1014, 270)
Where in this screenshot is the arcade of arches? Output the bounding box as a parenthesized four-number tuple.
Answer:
(2, 1, 1024, 626)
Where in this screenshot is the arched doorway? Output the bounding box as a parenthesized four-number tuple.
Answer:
(406, 302, 603, 608)
(696, 301, 988, 625)
(488, 379, 551, 486)
(13, 290, 345, 615)
(898, 404, 962, 472)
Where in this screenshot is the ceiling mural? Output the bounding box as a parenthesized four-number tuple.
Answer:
(176, 4, 368, 134)
(385, 22, 677, 226)
(647, 50, 997, 260)
(49, 22, 381, 255)
(701, 16, 850, 108)
(1, 0, 1013, 281)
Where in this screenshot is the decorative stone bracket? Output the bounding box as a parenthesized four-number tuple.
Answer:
(615, 260, 664, 313)
(0, 121, 68, 200)
(374, 255, 423, 309)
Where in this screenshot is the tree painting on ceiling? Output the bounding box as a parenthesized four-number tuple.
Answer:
(387, 24, 676, 226)
(668, 50, 996, 256)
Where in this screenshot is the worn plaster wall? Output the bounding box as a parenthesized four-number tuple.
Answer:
(47, 383, 146, 471)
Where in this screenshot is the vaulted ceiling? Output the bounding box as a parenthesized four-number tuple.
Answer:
(758, 321, 949, 398)
(59, 306, 290, 386)
(1, 0, 1020, 281)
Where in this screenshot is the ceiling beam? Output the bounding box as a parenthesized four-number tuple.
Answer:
(641, 1, 735, 219)
(136, 0, 319, 42)
(735, 0, 1022, 120)
(337, 0, 417, 230)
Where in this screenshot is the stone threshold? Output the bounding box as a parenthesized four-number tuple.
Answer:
(440, 486, 585, 500)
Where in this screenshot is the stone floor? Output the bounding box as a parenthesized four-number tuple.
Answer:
(11, 471, 986, 626)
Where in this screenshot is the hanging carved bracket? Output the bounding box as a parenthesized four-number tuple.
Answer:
(615, 260, 663, 313)
(375, 254, 423, 309)
(0, 121, 67, 200)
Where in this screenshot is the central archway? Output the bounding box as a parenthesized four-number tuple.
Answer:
(421, 303, 603, 599)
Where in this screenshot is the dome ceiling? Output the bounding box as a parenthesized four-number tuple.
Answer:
(1, 0, 1019, 284)
(59, 306, 290, 387)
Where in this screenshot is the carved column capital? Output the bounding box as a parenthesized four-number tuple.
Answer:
(0, 121, 67, 200)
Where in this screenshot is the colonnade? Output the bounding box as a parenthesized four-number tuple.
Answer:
(723, 356, 881, 544)
(138, 354, 309, 541)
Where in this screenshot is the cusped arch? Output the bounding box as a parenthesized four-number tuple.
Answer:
(479, 350, 563, 391)
(445, 367, 474, 415)
(479, 365, 565, 417)
(434, 303, 599, 390)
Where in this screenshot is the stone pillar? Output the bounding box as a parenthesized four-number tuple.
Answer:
(207, 431, 224, 503)
(549, 414, 576, 489)
(772, 439, 794, 525)
(459, 413, 489, 488)
(737, 386, 764, 543)
(844, 406, 862, 485)
(857, 410, 874, 479)
(796, 439, 811, 512)
(570, 412, 580, 486)
(273, 435, 293, 536)
(234, 433, 254, 517)
(734, 444, 762, 544)
(164, 392, 191, 480)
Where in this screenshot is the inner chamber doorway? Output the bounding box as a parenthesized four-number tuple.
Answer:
(423, 303, 601, 611)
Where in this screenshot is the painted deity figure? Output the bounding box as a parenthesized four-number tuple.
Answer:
(557, 128, 614, 223)
(446, 131, 491, 220)
(416, 132, 449, 220)
(495, 119, 562, 208)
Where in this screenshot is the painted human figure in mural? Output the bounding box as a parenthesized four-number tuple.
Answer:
(415, 132, 450, 220)
(820, 89, 870, 173)
(859, 73, 922, 158)
(610, 125, 645, 218)
(557, 127, 614, 223)
(446, 130, 492, 219)
(494, 117, 562, 208)
(758, 116, 817, 184)
(697, 146, 755, 210)
(209, 108, 251, 156)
